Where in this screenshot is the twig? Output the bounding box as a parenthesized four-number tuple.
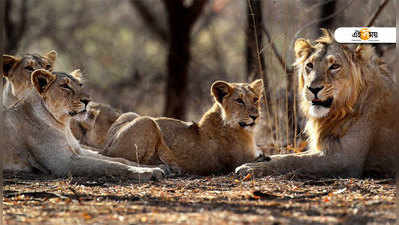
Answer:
(129, 0, 168, 43)
(366, 0, 390, 27)
(289, 0, 354, 54)
(4, 191, 68, 199)
(247, 0, 273, 117)
(68, 186, 83, 205)
(261, 26, 293, 74)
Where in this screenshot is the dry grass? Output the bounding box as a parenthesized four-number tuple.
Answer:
(3, 172, 396, 225)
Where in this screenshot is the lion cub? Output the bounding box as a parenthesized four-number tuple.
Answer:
(103, 79, 264, 175)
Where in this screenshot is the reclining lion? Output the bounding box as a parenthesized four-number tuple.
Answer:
(2, 50, 57, 107)
(3, 69, 163, 180)
(103, 79, 264, 175)
(70, 102, 139, 150)
(236, 29, 399, 178)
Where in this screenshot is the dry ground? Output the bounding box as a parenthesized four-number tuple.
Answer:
(3, 172, 396, 225)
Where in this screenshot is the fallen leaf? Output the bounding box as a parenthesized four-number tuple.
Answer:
(242, 173, 252, 181)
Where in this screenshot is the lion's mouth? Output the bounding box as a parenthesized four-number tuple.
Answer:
(311, 97, 333, 108)
(69, 109, 87, 117)
(239, 122, 255, 128)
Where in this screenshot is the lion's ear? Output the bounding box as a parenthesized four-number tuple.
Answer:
(211, 81, 232, 103)
(31, 69, 56, 95)
(45, 50, 57, 66)
(294, 38, 313, 59)
(317, 28, 334, 44)
(354, 45, 374, 62)
(3, 55, 20, 77)
(70, 69, 82, 82)
(89, 109, 100, 120)
(250, 79, 264, 97)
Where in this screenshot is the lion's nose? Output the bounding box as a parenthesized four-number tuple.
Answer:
(308, 86, 324, 97)
(80, 98, 90, 107)
(250, 115, 258, 121)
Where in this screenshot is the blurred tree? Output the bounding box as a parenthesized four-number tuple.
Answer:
(162, 0, 208, 120)
(4, 0, 28, 54)
(246, 0, 265, 82)
(246, 0, 272, 117)
(130, 0, 209, 119)
(319, 0, 336, 30)
(130, 0, 168, 43)
(0, 0, 5, 222)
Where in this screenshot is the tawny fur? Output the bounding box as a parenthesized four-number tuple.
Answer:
(2, 50, 57, 107)
(236, 29, 399, 178)
(70, 102, 138, 150)
(103, 80, 264, 175)
(3, 69, 163, 180)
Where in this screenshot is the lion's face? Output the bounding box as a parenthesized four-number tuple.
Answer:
(3, 51, 57, 99)
(31, 69, 91, 124)
(78, 102, 121, 147)
(294, 30, 369, 119)
(211, 79, 263, 130)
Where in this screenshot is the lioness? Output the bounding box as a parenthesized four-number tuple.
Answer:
(236, 29, 399, 178)
(3, 50, 57, 107)
(103, 79, 264, 175)
(3, 69, 163, 180)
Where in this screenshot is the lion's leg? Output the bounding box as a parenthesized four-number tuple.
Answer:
(68, 155, 164, 181)
(80, 147, 161, 168)
(237, 151, 342, 177)
(236, 121, 371, 178)
(156, 137, 184, 175)
(28, 145, 164, 181)
(236, 147, 368, 177)
(103, 116, 164, 165)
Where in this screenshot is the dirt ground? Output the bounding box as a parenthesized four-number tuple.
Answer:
(3, 172, 396, 225)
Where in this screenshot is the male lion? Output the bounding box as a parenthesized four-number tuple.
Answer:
(236, 29, 399, 178)
(2, 50, 57, 107)
(3, 69, 163, 180)
(103, 79, 264, 175)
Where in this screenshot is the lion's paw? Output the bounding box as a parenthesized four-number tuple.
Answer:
(235, 162, 269, 178)
(235, 164, 255, 177)
(127, 166, 165, 181)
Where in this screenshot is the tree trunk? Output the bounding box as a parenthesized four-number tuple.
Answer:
(246, 0, 265, 81)
(162, 0, 208, 120)
(319, 0, 336, 30)
(0, 0, 5, 222)
(4, 0, 28, 54)
(164, 15, 191, 119)
(246, 0, 273, 117)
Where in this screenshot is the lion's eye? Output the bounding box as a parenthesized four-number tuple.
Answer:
(253, 97, 259, 103)
(88, 113, 95, 119)
(329, 64, 341, 70)
(235, 98, 244, 104)
(60, 83, 72, 91)
(45, 65, 51, 70)
(306, 62, 313, 70)
(24, 66, 34, 72)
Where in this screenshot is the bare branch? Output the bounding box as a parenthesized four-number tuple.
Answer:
(129, 0, 168, 42)
(288, 0, 354, 57)
(247, 0, 273, 117)
(261, 26, 292, 74)
(187, 0, 209, 26)
(17, 0, 28, 39)
(366, 0, 390, 27)
(4, 0, 28, 53)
